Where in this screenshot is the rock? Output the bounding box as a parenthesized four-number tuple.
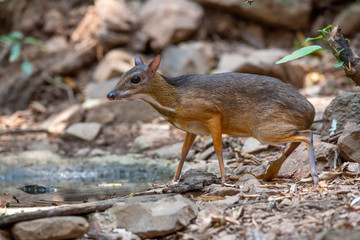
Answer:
(109, 195, 198, 238)
(44, 9, 65, 34)
(334, 3, 360, 36)
(205, 184, 241, 196)
(63, 122, 102, 141)
(136, 0, 204, 50)
(279, 136, 337, 180)
(215, 48, 308, 88)
(11, 216, 89, 240)
(93, 50, 133, 82)
(45, 36, 68, 53)
(242, 138, 269, 154)
(165, 169, 220, 193)
(85, 100, 158, 124)
(160, 41, 214, 76)
(279, 198, 293, 207)
(95, 0, 135, 48)
(131, 124, 171, 152)
(321, 92, 360, 137)
(41, 104, 83, 135)
(89, 148, 109, 157)
(149, 142, 195, 160)
(235, 174, 264, 194)
(338, 122, 360, 162)
(316, 229, 360, 240)
(196, 0, 311, 30)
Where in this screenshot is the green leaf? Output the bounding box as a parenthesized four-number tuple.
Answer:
(9, 43, 21, 62)
(305, 35, 323, 43)
(318, 24, 334, 34)
(334, 61, 344, 68)
(21, 60, 33, 75)
(10, 31, 23, 40)
(24, 37, 43, 46)
(276, 45, 323, 64)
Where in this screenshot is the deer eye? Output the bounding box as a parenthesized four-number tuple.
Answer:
(131, 75, 141, 84)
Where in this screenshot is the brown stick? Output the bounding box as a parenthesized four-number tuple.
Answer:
(329, 26, 360, 86)
(0, 194, 174, 227)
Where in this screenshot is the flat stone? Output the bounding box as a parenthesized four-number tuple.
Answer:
(165, 169, 220, 193)
(109, 195, 198, 238)
(136, 0, 204, 50)
(11, 216, 89, 240)
(41, 104, 83, 135)
(63, 122, 102, 141)
(338, 122, 360, 162)
(160, 41, 214, 76)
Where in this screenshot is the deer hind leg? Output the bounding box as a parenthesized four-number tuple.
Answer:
(263, 130, 318, 184)
(263, 141, 301, 181)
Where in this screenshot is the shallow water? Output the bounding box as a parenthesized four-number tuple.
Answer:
(0, 164, 173, 207)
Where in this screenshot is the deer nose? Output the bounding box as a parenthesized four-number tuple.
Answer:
(107, 91, 116, 101)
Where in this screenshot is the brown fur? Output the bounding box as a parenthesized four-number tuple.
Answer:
(108, 56, 318, 184)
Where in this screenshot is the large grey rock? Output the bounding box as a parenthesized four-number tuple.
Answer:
(334, 3, 360, 36)
(85, 100, 158, 124)
(109, 195, 198, 238)
(215, 48, 308, 88)
(63, 122, 102, 141)
(279, 136, 337, 180)
(338, 122, 360, 163)
(196, 0, 311, 30)
(242, 138, 269, 154)
(160, 41, 214, 76)
(321, 92, 360, 137)
(136, 0, 204, 50)
(93, 49, 133, 82)
(11, 216, 89, 240)
(41, 105, 83, 135)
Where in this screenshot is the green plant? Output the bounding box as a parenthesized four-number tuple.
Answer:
(276, 25, 344, 68)
(0, 31, 43, 75)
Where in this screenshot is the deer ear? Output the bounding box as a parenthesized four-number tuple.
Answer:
(134, 55, 144, 65)
(147, 55, 161, 77)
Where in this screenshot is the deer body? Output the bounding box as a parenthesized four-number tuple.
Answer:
(107, 56, 319, 185)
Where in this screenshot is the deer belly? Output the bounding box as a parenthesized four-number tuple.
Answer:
(172, 120, 210, 135)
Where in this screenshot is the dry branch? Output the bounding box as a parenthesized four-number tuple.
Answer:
(0, 193, 174, 227)
(329, 26, 360, 86)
